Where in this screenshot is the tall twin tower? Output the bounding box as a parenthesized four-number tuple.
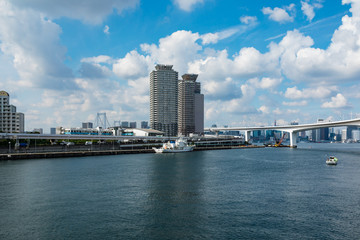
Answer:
(150, 64, 204, 137)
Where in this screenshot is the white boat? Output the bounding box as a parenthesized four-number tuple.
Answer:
(326, 156, 338, 165)
(153, 138, 194, 153)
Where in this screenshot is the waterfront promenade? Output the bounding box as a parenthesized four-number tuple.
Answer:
(0, 138, 263, 160)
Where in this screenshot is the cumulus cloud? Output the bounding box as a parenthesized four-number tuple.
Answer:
(173, 0, 204, 12)
(321, 93, 351, 109)
(79, 62, 112, 79)
(10, 0, 139, 25)
(301, 0, 323, 22)
(202, 77, 242, 100)
(141, 30, 202, 74)
(5, 0, 360, 130)
(113, 50, 152, 79)
(277, 5, 360, 84)
(0, 1, 75, 89)
(284, 86, 336, 99)
(248, 77, 283, 89)
(262, 4, 296, 23)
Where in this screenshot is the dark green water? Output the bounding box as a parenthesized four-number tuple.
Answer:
(0, 143, 359, 239)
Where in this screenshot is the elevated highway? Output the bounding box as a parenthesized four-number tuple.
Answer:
(206, 118, 360, 147)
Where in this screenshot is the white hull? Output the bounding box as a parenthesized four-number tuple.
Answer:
(326, 156, 338, 165)
(152, 138, 194, 153)
(153, 146, 193, 153)
(326, 160, 337, 165)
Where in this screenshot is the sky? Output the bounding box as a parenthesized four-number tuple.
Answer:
(0, 0, 359, 132)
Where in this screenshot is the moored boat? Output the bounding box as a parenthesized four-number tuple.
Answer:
(326, 156, 338, 165)
(153, 138, 194, 153)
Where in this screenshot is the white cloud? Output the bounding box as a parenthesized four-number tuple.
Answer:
(240, 16, 258, 25)
(258, 105, 270, 114)
(283, 100, 308, 106)
(321, 93, 351, 109)
(81, 55, 113, 64)
(113, 50, 152, 79)
(273, 108, 282, 115)
(301, 1, 323, 22)
(284, 86, 336, 99)
(200, 28, 239, 45)
(262, 4, 296, 23)
(10, 0, 139, 25)
(173, 0, 204, 12)
(248, 77, 283, 89)
(277, 5, 360, 84)
(141, 30, 202, 74)
(202, 77, 241, 100)
(0, 1, 75, 89)
(79, 62, 112, 79)
(104, 25, 110, 35)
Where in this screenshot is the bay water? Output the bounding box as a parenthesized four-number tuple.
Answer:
(0, 143, 359, 239)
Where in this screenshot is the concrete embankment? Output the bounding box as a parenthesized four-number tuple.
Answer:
(0, 145, 264, 160)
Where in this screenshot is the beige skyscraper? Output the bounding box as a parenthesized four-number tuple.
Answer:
(0, 90, 25, 133)
(150, 64, 178, 137)
(178, 74, 204, 136)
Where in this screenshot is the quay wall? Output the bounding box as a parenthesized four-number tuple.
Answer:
(0, 145, 264, 161)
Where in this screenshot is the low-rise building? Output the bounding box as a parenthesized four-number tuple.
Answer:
(123, 128, 164, 137)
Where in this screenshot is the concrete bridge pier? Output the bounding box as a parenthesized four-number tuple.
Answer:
(289, 131, 297, 148)
(244, 130, 251, 143)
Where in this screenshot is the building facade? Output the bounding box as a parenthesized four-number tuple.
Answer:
(194, 81, 204, 134)
(141, 121, 148, 129)
(178, 74, 204, 136)
(82, 122, 93, 129)
(150, 64, 178, 136)
(0, 91, 25, 133)
(129, 122, 137, 128)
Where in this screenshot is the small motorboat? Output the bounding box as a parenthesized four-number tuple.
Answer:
(326, 156, 338, 165)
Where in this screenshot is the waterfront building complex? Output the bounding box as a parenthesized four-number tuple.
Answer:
(150, 64, 178, 136)
(178, 74, 204, 136)
(0, 90, 24, 133)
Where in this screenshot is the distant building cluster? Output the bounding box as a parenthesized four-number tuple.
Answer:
(150, 64, 204, 137)
(0, 90, 24, 133)
(248, 119, 360, 143)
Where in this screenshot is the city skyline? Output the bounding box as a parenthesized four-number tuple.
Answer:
(0, 0, 360, 131)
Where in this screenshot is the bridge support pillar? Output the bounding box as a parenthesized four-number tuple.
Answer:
(289, 131, 297, 148)
(244, 131, 251, 143)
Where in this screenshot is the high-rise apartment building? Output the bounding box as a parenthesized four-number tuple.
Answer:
(347, 126, 358, 139)
(194, 80, 204, 134)
(150, 64, 178, 136)
(130, 122, 137, 128)
(121, 121, 129, 128)
(178, 74, 204, 136)
(141, 121, 148, 129)
(0, 91, 24, 133)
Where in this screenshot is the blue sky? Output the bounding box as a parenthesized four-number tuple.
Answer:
(0, 0, 359, 132)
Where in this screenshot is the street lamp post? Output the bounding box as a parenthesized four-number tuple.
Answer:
(8, 141, 11, 153)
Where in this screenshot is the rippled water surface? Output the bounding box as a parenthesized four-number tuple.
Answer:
(0, 143, 359, 239)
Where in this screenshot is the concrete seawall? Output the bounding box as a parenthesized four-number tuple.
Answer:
(0, 145, 264, 161)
